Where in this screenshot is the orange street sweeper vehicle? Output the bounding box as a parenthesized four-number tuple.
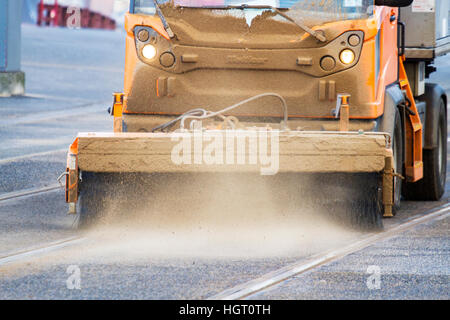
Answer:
(63, 0, 448, 230)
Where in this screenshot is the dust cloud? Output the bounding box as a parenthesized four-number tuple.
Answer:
(75, 173, 361, 262)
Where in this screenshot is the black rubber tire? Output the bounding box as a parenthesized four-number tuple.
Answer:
(392, 108, 403, 215)
(402, 98, 447, 200)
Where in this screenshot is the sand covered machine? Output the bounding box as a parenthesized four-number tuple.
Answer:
(63, 0, 448, 230)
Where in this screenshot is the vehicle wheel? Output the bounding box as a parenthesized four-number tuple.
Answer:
(391, 108, 403, 215)
(402, 98, 447, 200)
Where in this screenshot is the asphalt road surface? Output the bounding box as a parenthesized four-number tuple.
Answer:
(0, 24, 448, 300)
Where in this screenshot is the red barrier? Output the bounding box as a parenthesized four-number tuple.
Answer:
(37, 0, 116, 30)
(89, 13, 103, 29)
(81, 9, 91, 28)
(37, 1, 59, 27)
(104, 18, 116, 30)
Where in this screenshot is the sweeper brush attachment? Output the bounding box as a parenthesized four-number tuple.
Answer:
(65, 129, 396, 231)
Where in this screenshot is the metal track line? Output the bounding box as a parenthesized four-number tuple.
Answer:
(0, 185, 61, 202)
(210, 203, 450, 300)
(0, 102, 107, 127)
(0, 149, 67, 165)
(22, 62, 123, 73)
(0, 237, 86, 267)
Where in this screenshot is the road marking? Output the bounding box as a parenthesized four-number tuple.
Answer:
(0, 149, 67, 165)
(210, 203, 450, 300)
(0, 237, 86, 267)
(22, 61, 123, 73)
(25, 93, 92, 103)
(0, 185, 61, 203)
(0, 101, 108, 127)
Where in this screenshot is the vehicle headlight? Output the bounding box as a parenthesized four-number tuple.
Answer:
(340, 49, 355, 65)
(142, 44, 157, 60)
